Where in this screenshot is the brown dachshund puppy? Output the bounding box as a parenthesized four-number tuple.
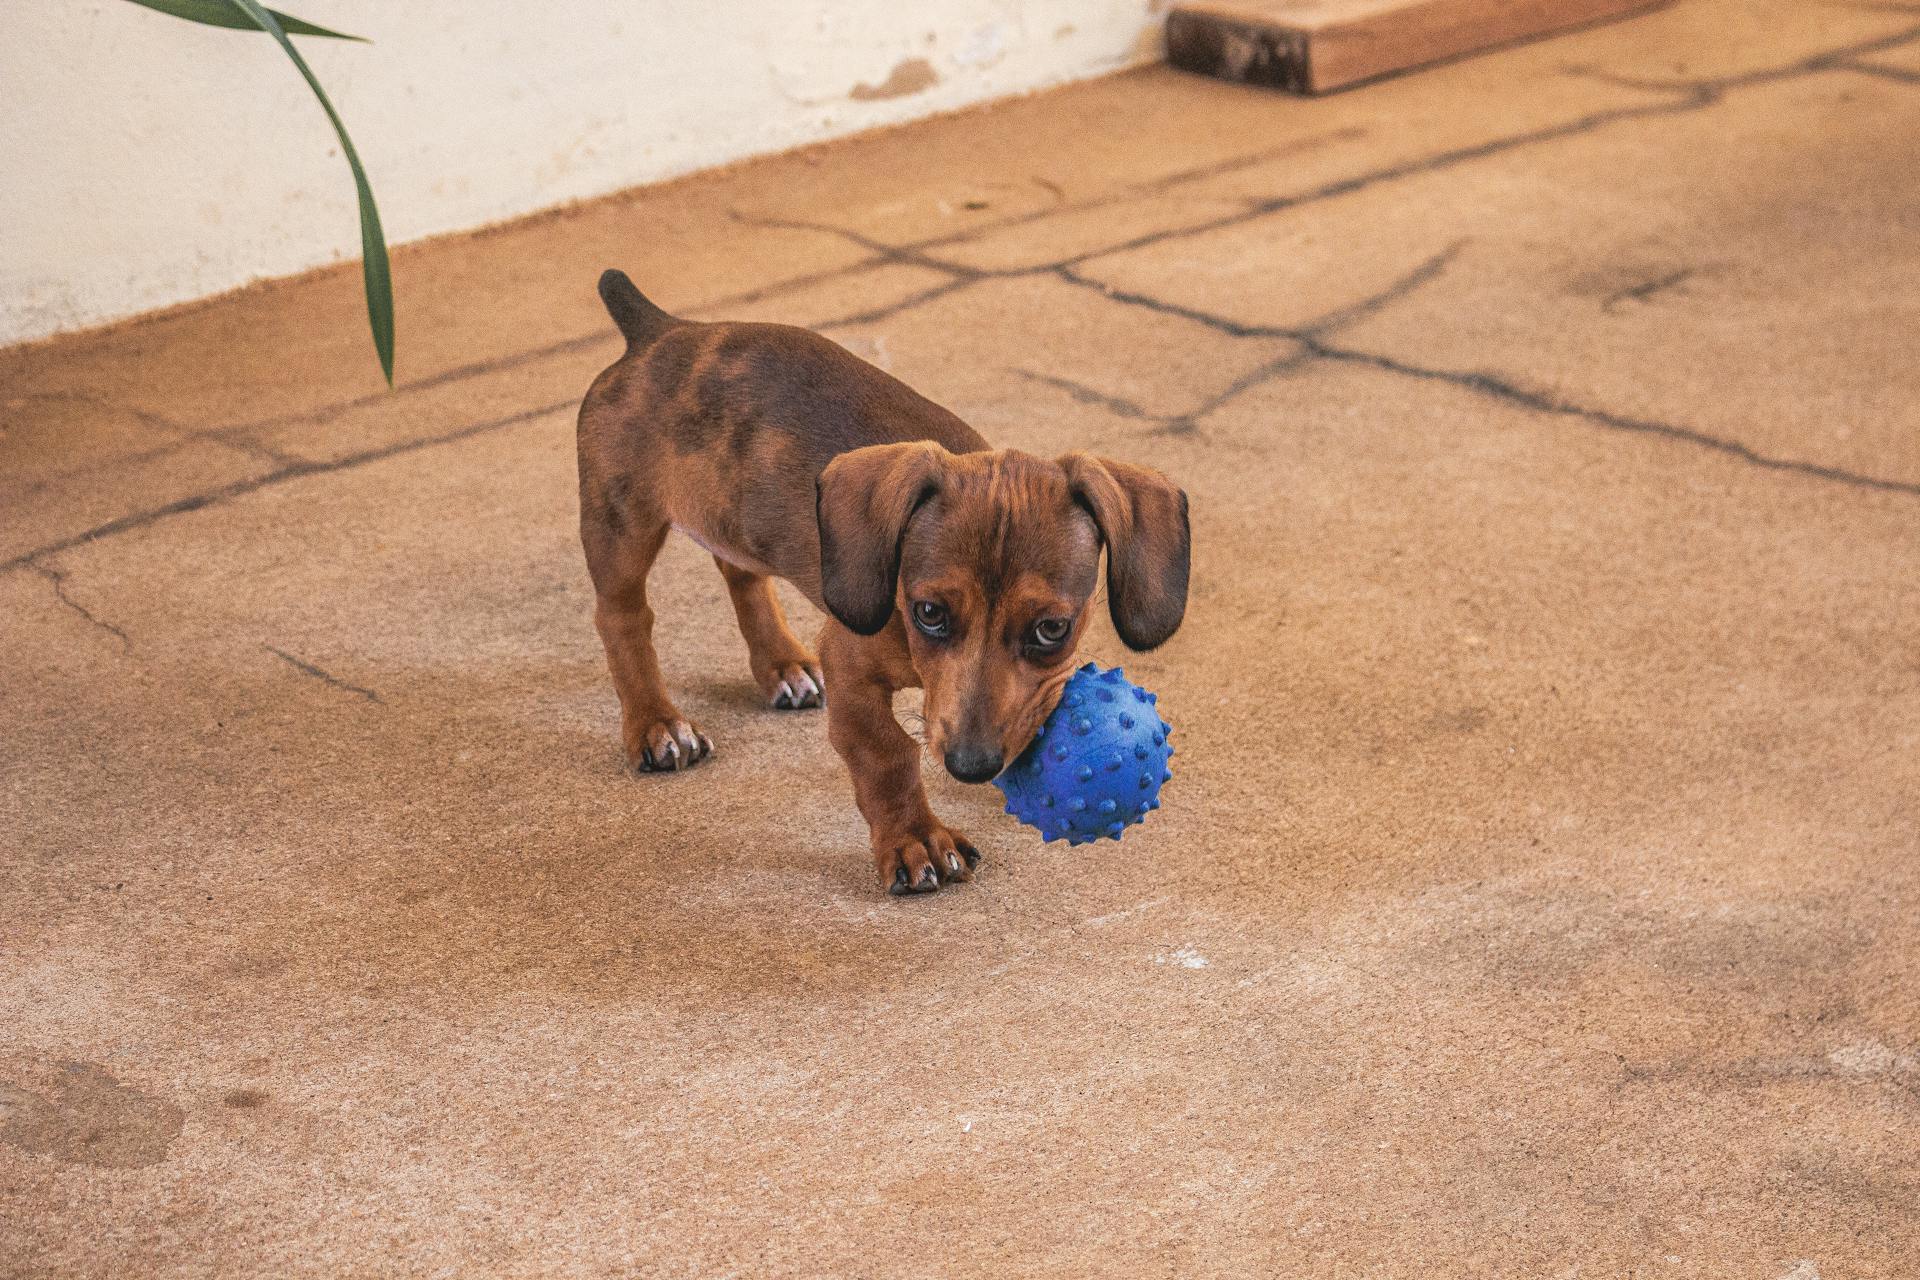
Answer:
(576, 270, 1190, 895)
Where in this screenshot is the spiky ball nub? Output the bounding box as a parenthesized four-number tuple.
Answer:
(992, 662, 1173, 846)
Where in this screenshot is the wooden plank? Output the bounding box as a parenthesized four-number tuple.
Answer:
(1166, 0, 1668, 94)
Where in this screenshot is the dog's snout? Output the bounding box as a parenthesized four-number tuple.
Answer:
(943, 744, 1004, 784)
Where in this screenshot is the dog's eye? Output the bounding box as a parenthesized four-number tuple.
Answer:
(1030, 617, 1071, 650)
(911, 601, 950, 638)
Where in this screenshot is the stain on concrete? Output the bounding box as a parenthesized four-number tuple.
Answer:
(0, 1062, 184, 1168)
(1422, 706, 1490, 736)
(1397, 879, 1877, 996)
(222, 1088, 269, 1109)
(850, 58, 939, 102)
(1621, 1039, 1920, 1090)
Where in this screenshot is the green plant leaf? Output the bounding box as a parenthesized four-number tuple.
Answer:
(119, 0, 365, 42)
(121, 0, 394, 384)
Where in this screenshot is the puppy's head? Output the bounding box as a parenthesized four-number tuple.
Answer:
(818, 443, 1189, 783)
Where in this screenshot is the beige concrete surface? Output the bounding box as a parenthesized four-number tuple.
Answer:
(4, 1, 1918, 1275)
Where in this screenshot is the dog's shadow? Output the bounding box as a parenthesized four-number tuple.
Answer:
(684, 673, 774, 713)
(228, 654, 1005, 1007)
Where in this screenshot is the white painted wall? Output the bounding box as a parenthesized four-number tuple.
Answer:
(0, 1, 1165, 346)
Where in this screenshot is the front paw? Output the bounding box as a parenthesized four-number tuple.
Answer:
(624, 715, 713, 773)
(875, 820, 981, 895)
(763, 660, 825, 710)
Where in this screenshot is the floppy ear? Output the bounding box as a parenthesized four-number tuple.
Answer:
(816, 442, 948, 635)
(1059, 453, 1191, 651)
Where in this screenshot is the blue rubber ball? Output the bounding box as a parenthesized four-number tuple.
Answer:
(993, 662, 1173, 845)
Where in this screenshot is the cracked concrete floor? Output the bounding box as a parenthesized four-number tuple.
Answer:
(5, 1, 1920, 1275)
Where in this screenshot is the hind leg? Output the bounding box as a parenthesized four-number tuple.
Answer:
(583, 516, 714, 772)
(714, 556, 824, 709)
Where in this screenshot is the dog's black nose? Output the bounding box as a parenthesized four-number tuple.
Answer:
(944, 745, 1004, 784)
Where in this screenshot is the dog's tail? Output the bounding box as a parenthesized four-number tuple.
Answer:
(597, 269, 678, 349)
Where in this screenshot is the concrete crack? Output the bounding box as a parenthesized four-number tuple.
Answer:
(1053, 265, 1283, 338)
(1307, 342, 1920, 497)
(1016, 337, 1314, 439)
(1836, 59, 1920, 82)
(1172, 350, 1317, 429)
(15, 21, 1919, 568)
(815, 277, 982, 329)
(911, 124, 1371, 261)
(1558, 67, 1721, 97)
(732, 125, 1368, 266)
(1299, 241, 1468, 337)
(216, 333, 615, 442)
(1053, 98, 1707, 274)
(33, 562, 132, 651)
(1601, 267, 1698, 311)
(6, 389, 187, 435)
(226, 436, 304, 468)
(1053, 24, 1917, 275)
(1010, 368, 1170, 425)
(1057, 258, 1920, 498)
(1065, 242, 1464, 347)
(263, 645, 382, 704)
(727, 210, 985, 280)
(1564, 21, 1920, 95)
(1, 399, 576, 574)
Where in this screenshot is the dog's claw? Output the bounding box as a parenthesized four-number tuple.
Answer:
(876, 821, 978, 896)
(629, 716, 713, 774)
(768, 664, 825, 711)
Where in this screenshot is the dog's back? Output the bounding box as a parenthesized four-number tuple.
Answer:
(578, 272, 984, 595)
